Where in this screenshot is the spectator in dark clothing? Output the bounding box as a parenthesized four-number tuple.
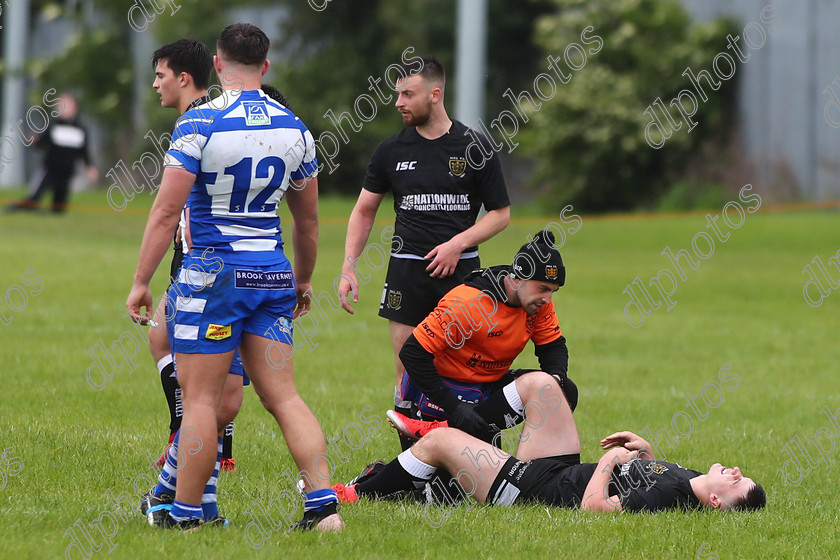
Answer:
(8, 93, 98, 213)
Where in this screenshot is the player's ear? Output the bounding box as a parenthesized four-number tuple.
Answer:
(213, 55, 222, 74)
(708, 493, 722, 509)
(177, 72, 190, 88)
(261, 59, 270, 77)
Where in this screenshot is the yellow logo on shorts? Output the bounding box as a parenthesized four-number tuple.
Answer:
(206, 324, 232, 340)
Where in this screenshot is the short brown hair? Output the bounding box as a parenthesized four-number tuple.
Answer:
(403, 56, 445, 88)
(217, 23, 269, 67)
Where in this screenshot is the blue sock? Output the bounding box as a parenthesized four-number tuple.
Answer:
(153, 429, 180, 497)
(304, 488, 338, 512)
(169, 500, 203, 523)
(201, 438, 223, 521)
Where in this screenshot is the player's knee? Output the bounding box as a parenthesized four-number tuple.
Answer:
(515, 370, 555, 401)
(217, 397, 240, 429)
(417, 426, 457, 452)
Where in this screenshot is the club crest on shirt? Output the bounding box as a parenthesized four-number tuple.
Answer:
(448, 157, 467, 177)
(243, 101, 270, 126)
(648, 462, 669, 475)
(546, 265, 559, 281)
(387, 290, 402, 310)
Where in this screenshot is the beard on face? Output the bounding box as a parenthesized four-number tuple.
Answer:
(402, 102, 432, 127)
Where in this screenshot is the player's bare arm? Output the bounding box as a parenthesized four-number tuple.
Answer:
(424, 205, 511, 278)
(287, 175, 319, 319)
(126, 166, 194, 324)
(580, 446, 640, 513)
(339, 189, 387, 313)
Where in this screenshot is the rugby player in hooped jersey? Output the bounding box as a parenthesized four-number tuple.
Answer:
(146, 38, 243, 476)
(126, 23, 342, 531)
(338, 56, 511, 450)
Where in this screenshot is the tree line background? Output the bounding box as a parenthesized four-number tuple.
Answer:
(7, 0, 741, 212)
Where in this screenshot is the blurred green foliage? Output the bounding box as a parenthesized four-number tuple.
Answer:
(520, 0, 739, 212)
(24, 0, 552, 193)
(30, 1, 134, 159)
(269, 0, 554, 194)
(22, 0, 738, 210)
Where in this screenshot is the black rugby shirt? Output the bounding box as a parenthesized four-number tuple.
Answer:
(363, 120, 509, 257)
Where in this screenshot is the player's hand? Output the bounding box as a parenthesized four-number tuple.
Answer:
(338, 270, 358, 314)
(424, 238, 465, 278)
(448, 402, 493, 439)
(601, 431, 653, 457)
(608, 446, 640, 465)
(85, 165, 99, 184)
(126, 284, 154, 325)
(294, 283, 313, 319)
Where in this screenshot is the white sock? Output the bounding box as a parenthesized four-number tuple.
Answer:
(503, 381, 525, 416)
(156, 354, 174, 375)
(397, 449, 437, 480)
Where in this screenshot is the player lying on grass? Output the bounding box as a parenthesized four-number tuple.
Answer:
(335, 370, 766, 512)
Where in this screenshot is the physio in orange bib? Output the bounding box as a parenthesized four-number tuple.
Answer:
(388, 228, 576, 444)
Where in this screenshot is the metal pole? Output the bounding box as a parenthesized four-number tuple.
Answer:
(1, 0, 31, 187)
(454, 0, 488, 129)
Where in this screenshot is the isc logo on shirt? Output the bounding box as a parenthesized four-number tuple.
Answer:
(395, 161, 417, 171)
(244, 101, 270, 126)
(206, 324, 232, 340)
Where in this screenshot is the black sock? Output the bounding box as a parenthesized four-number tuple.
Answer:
(159, 362, 182, 433)
(222, 422, 234, 459)
(395, 403, 416, 452)
(356, 456, 425, 498)
(475, 388, 523, 433)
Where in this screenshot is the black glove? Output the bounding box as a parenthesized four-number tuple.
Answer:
(447, 402, 493, 439)
(553, 374, 578, 412)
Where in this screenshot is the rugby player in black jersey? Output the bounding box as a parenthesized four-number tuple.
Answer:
(337, 56, 511, 451)
(333, 370, 765, 513)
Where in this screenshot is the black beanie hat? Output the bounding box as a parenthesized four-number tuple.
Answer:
(511, 229, 566, 286)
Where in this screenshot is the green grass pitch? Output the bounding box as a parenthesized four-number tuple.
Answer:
(0, 188, 839, 559)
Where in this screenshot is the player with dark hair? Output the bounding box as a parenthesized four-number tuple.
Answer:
(335, 369, 767, 514)
(261, 84, 290, 110)
(148, 38, 241, 474)
(138, 38, 255, 529)
(147, 40, 294, 474)
(127, 23, 342, 532)
(338, 55, 511, 451)
(386, 229, 576, 445)
(7, 93, 98, 213)
(152, 38, 214, 93)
